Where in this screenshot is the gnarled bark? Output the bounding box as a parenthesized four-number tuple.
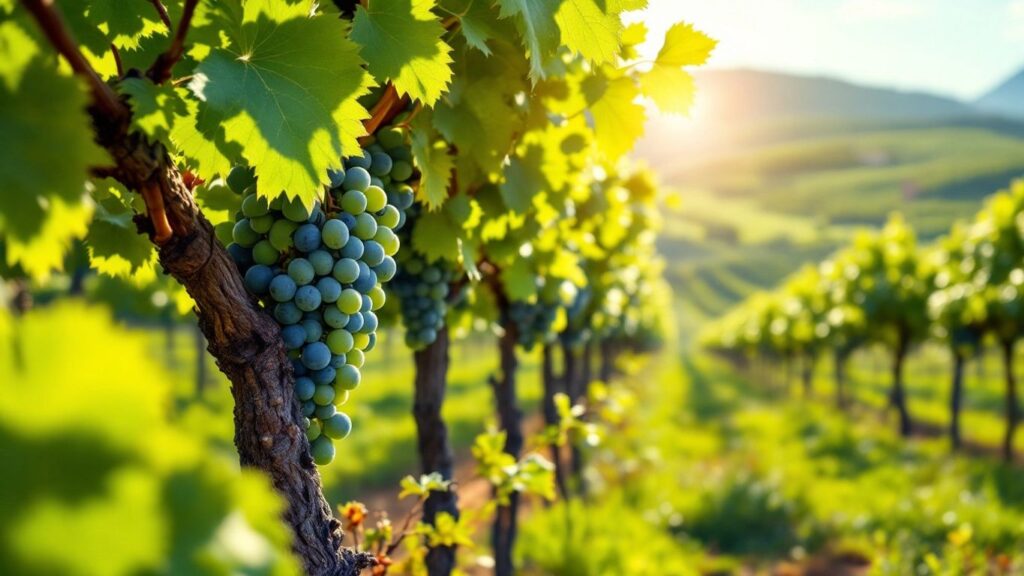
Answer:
(413, 327, 459, 576)
(98, 108, 370, 576)
(491, 321, 523, 576)
(890, 335, 913, 438)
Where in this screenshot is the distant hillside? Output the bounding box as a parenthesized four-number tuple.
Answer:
(696, 69, 973, 124)
(977, 68, 1024, 118)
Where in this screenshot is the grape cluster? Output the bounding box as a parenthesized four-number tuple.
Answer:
(507, 300, 559, 350)
(225, 127, 415, 465)
(391, 252, 455, 351)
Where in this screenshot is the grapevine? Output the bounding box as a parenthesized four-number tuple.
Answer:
(226, 128, 417, 464)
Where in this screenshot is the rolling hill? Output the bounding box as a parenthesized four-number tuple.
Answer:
(976, 67, 1024, 118)
(636, 67, 1024, 325)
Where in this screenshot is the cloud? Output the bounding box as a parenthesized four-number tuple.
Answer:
(838, 0, 923, 21)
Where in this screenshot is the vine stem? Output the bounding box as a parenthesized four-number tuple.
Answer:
(147, 0, 199, 84)
(19, 0, 127, 120)
(361, 83, 401, 139)
(149, 0, 173, 30)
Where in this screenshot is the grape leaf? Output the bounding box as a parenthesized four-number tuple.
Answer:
(188, 0, 373, 206)
(87, 197, 158, 284)
(582, 74, 644, 160)
(86, 0, 170, 50)
(119, 79, 188, 149)
(502, 257, 537, 301)
(498, 0, 624, 78)
(433, 41, 529, 180)
(5, 196, 93, 281)
(411, 210, 462, 262)
(638, 22, 714, 115)
(639, 64, 695, 114)
(654, 22, 716, 68)
(500, 144, 547, 215)
(409, 115, 454, 209)
(441, 0, 500, 55)
(495, 0, 560, 78)
(553, 0, 621, 66)
(350, 0, 452, 106)
(170, 96, 237, 180)
(0, 48, 107, 278)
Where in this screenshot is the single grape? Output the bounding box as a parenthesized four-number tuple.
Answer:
(269, 219, 298, 251)
(353, 269, 377, 293)
(302, 341, 331, 371)
(270, 274, 298, 302)
(294, 285, 322, 312)
(323, 412, 352, 440)
(274, 302, 303, 325)
(341, 237, 365, 260)
(390, 160, 413, 182)
(362, 241, 385, 267)
(250, 214, 274, 234)
(282, 324, 306, 349)
(375, 257, 397, 282)
(374, 227, 400, 256)
(333, 258, 360, 284)
(353, 332, 371, 350)
(336, 364, 361, 390)
(377, 127, 405, 150)
(302, 400, 316, 418)
(347, 153, 372, 170)
(244, 264, 275, 295)
(310, 435, 335, 465)
(353, 213, 378, 240)
(302, 318, 323, 343)
(324, 307, 350, 329)
(343, 166, 371, 192)
(341, 190, 368, 215)
(337, 289, 363, 315)
(361, 311, 379, 333)
(334, 390, 350, 406)
(364, 185, 388, 213)
(312, 366, 336, 386)
(377, 205, 401, 229)
(315, 404, 337, 420)
(313, 384, 335, 406)
(232, 219, 260, 247)
(322, 219, 350, 250)
(328, 167, 346, 188)
(317, 277, 342, 303)
(293, 223, 322, 253)
(295, 377, 316, 401)
(227, 166, 256, 194)
(347, 348, 365, 368)
(368, 285, 386, 310)
(242, 193, 269, 218)
(327, 329, 354, 355)
(306, 419, 322, 441)
(344, 312, 364, 333)
(282, 197, 311, 222)
(288, 258, 316, 286)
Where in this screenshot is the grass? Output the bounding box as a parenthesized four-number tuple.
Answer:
(518, 345, 1024, 575)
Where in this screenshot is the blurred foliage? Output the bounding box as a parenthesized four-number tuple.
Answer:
(0, 303, 300, 576)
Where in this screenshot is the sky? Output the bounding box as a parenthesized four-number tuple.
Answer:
(633, 0, 1024, 101)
